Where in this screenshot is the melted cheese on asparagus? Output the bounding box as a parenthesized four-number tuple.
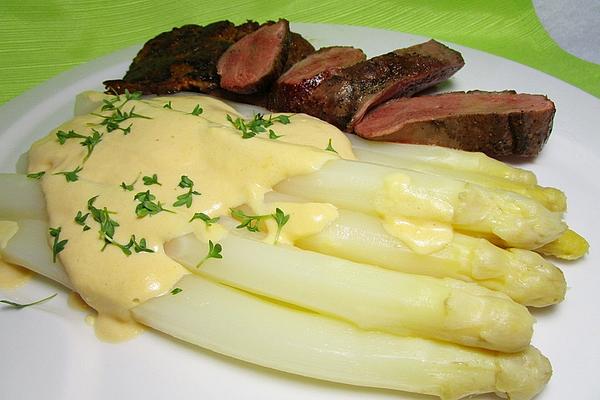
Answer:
(27, 92, 353, 340)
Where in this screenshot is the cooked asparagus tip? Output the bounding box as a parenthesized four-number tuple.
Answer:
(536, 229, 589, 260)
(275, 159, 566, 249)
(296, 208, 566, 307)
(354, 147, 566, 212)
(165, 232, 534, 352)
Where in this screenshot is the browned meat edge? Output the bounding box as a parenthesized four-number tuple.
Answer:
(104, 20, 264, 95)
(354, 90, 556, 157)
(292, 40, 465, 131)
(270, 46, 366, 113)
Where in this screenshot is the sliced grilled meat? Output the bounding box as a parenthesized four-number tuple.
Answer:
(270, 46, 366, 113)
(104, 21, 264, 95)
(354, 91, 556, 157)
(284, 32, 316, 71)
(217, 20, 291, 94)
(292, 40, 464, 130)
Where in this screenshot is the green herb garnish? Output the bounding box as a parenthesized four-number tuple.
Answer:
(26, 171, 45, 179)
(271, 207, 290, 244)
(53, 165, 83, 182)
(56, 129, 86, 144)
(226, 113, 291, 139)
(134, 190, 173, 217)
(92, 105, 150, 134)
(190, 104, 203, 116)
(74, 211, 91, 231)
(325, 138, 338, 153)
(230, 209, 268, 232)
(120, 173, 140, 191)
(197, 240, 223, 267)
(49, 227, 68, 263)
(172, 175, 201, 208)
(189, 212, 220, 226)
(81, 129, 104, 161)
(163, 101, 173, 109)
(170, 288, 182, 295)
(142, 174, 161, 186)
(268, 129, 283, 140)
(1, 293, 57, 309)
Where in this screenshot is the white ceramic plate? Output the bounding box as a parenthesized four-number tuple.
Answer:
(0, 23, 598, 400)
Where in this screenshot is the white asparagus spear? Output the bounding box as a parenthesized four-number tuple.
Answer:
(165, 232, 534, 352)
(0, 219, 72, 288)
(354, 147, 566, 212)
(0, 173, 47, 220)
(345, 134, 537, 185)
(275, 159, 566, 249)
(133, 274, 551, 400)
(295, 208, 566, 307)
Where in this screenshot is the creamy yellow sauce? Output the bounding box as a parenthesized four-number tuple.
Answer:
(27, 91, 353, 341)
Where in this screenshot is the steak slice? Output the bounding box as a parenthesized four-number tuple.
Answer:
(104, 20, 264, 95)
(295, 40, 465, 130)
(354, 91, 556, 157)
(217, 20, 291, 94)
(284, 32, 316, 71)
(270, 46, 366, 113)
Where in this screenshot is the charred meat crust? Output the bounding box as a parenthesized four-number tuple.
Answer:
(283, 40, 465, 131)
(217, 20, 291, 94)
(284, 32, 316, 71)
(354, 90, 555, 157)
(104, 20, 263, 95)
(270, 46, 366, 113)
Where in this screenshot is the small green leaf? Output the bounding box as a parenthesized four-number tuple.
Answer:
(49, 226, 68, 263)
(142, 174, 162, 186)
(190, 104, 203, 116)
(26, 171, 45, 179)
(53, 165, 83, 182)
(268, 129, 283, 140)
(189, 212, 220, 226)
(56, 129, 86, 145)
(170, 288, 183, 295)
(325, 138, 338, 154)
(272, 207, 290, 244)
(163, 101, 173, 109)
(197, 240, 223, 267)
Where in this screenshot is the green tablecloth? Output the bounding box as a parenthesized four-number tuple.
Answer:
(1, 0, 599, 105)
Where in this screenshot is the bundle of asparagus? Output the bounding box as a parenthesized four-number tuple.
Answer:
(0, 92, 588, 400)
